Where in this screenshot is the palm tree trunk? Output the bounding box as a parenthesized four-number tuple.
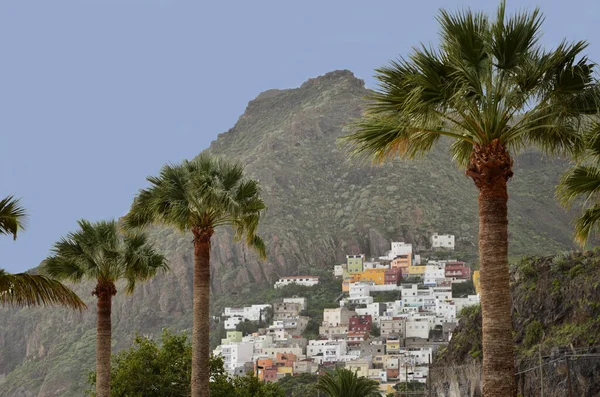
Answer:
(478, 182, 515, 396)
(467, 140, 515, 396)
(94, 282, 116, 397)
(192, 228, 213, 397)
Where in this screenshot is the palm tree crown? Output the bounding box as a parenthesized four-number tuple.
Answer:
(124, 153, 266, 256)
(315, 368, 380, 397)
(43, 219, 168, 294)
(559, 124, 600, 245)
(0, 195, 27, 240)
(346, 2, 597, 164)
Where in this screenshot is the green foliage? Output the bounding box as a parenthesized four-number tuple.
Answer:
(371, 323, 381, 337)
(451, 280, 476, 297)
(277, 373, 320, 397)
(316, 368, 380, 397)
(372, 291, 399, 302)
(558, 126, 600, 246)
(236, 319, 261, 336)
(86, 330, 284, 397)
(523, 320, 543, 348)
(439, 251, 600, 363)
(395, 381, 426, 392)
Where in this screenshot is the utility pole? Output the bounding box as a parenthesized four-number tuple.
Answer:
(428, 355, 432, 397)
(566, 356, 573, 397)
(539, 345, 544, 397)
(405, 362, 409, 397)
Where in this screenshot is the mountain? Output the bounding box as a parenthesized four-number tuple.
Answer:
(0, 70, 577, 396)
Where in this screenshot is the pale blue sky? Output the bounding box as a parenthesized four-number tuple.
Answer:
(1, 0, 599, 273)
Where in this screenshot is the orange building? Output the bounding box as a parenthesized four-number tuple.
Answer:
(391, 254, 412, 269)
(256, 358, 276, 382)
(275, 352, 296, 368)
(350, 268, 386, 285)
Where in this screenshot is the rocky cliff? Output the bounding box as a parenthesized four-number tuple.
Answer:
(432, 250, 600, 397)
(0, 70, 577, 396)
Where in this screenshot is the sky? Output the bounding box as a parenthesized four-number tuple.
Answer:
(1, 0, 599, 273)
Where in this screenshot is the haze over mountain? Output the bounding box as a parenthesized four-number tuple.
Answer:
(0, 71, 576, 397)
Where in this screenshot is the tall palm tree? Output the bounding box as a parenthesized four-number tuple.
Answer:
(43, 219, 168, 397)
(344, 2, 598, 395)
(0, 195, 85, 310)
(123, 154, 266, 397)
(559, 124, 600, 246)
(315, 368, 380, 397)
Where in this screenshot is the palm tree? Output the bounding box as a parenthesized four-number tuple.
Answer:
(344, 2, 598, 395)
(315, 368, 380, 397)
(43, 219, 168, 397)
(559, 124, 600, 246)
(0, 195, 85, 310)
(123, 154, 266, 397)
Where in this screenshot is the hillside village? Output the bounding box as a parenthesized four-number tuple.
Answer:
(213, 234, 481, 395)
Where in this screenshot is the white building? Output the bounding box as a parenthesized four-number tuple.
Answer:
(224, 316, 243, 330)
(405, 316, 431, 339)
(259, 346, 304, 360)
(379, 242, 413, 261)
(334, 264, 345, 277)
(283, 297, 307, 311)
(424, 263, 446, 286)
(214, 342, 254, 373)
(454, 295, 480, 314)
(274, 276, 319, 289)
(323, 307, 355, 327)
(306, 340, 348, 364)
(223, 304, 271, 323)
(430, 233, 455, 249)
(363, 261, 388, 270)
(349, 282, 373, 298)
(435, 300, 457, 321)
(355, 302, 385, 324)
(341, 295, 374, 307)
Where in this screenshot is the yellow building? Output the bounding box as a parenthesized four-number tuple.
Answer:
(277, 366, 293, 375)
(473, 270, 481, 295)
(405, 265, 426, 276)
(386, 338, 401, 352)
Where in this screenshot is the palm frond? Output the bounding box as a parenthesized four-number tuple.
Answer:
(315, 368, 379, 397)
(558, 165, 600, 206)
(0, 195, 28, 240)
(573, 205, 600, 246)
(0, 269, 86, 310)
